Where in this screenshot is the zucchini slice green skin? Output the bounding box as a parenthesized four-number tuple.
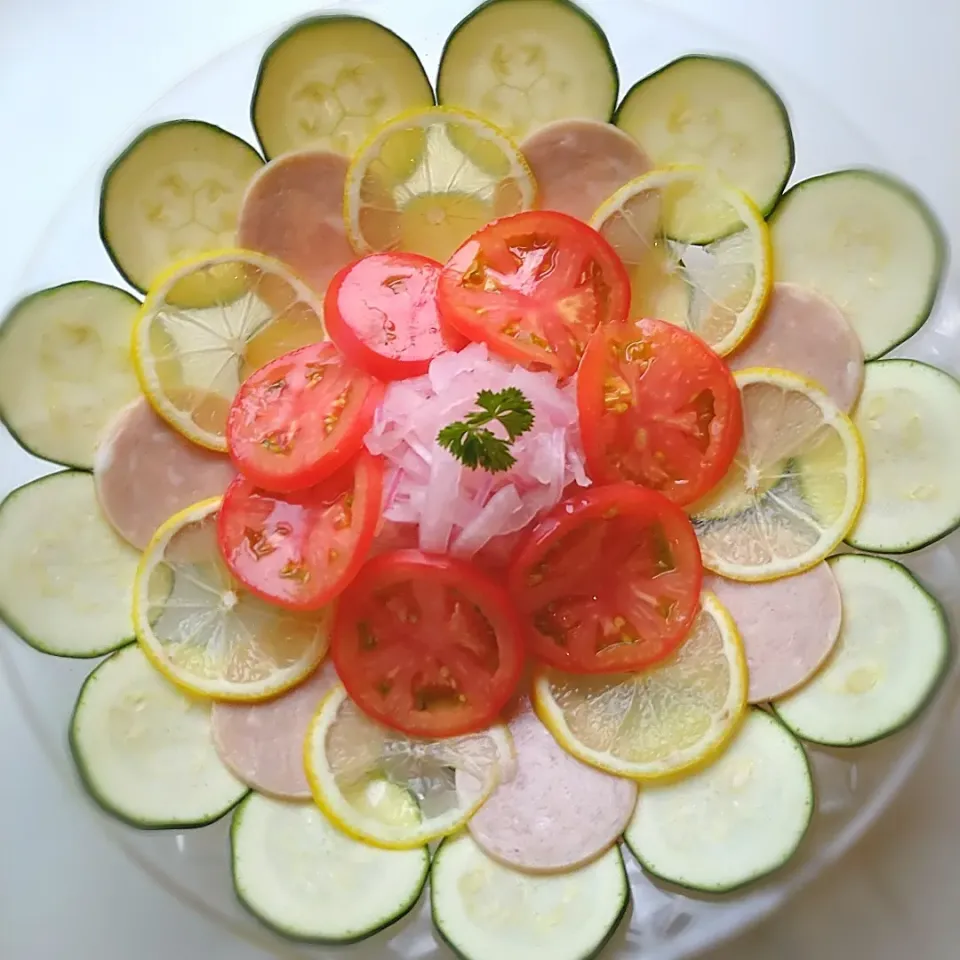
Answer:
(773, 556, 951, 748)
(98, 119, 265, 294)
(625, 710, 814, 895)
(847, 359, 960, 554)
(69, 644, 250, 830)
(615, 54, 795, 223)
(0, 471, 140, 659)
(437, 0, 619, 139)
(230, 793, 429, 944)
(0, 281, 142, 471)
(431, 834, 629, 960)
(251, 15, 435, 160)
(770, 169, 947, 360)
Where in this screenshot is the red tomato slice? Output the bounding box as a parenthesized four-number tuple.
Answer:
(325, 253, 465, 381)
(332, 550, 526, 737)
(508, 484, 702, 674)
(437, 210, 631, 378)
(577, 317, 743, 506)
(226, 341, 383, 492)
(217, 451, 383, 611)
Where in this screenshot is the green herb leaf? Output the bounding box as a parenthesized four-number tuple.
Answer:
(436, 387, 534, 473)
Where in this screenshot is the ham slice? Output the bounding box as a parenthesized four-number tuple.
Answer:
(729, 282, 865, 411)
(458, 708, 637, 873)
(707, 563, 843, 703)
(93, 397, 235, 550)
(237, 149, 355, 297)
(211, 661, 337, 799)
(520, 119, 651, 222)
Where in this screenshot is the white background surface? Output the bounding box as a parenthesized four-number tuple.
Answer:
(1, 1, 958, 958)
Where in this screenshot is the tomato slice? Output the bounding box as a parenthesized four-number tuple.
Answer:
(577, 317, 743, 506)
(437, 210, 631, 378)
(324, 253, 465, 381)
(217, 451, 383, 611)
(332, 550, 525, 737)
(226, 341, 383, 493)
(508, 484, 702, 674)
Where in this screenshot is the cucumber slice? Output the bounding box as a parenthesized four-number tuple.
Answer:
(437, 0, 618, 140)
(70, 644, 248, 828)
(251, 16, 434, 159)
(230, 793, 428, 943)
(0, 282, 142, 469)
(0, 472, 140, 658)
(770, 170, 945, 359)
(614, 55, 794, 243)
(624, 709, 813, 893)
(773, 555, 949, 747)
(845, 359, 960, 552)
(431, 832, 628, 960)
(99, 120, 264, 295)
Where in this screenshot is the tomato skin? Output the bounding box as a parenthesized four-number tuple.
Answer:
(577, 317, 743, 506)
(324, 253, 463, 381)
(332, 549, 526, 738)
(508, 483, 703, 674)
(217, 451, 383, 611)
(226, 341, 384, 493)
(437, 211, 631, 378)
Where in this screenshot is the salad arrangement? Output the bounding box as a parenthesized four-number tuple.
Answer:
(0, 1, 954, 957)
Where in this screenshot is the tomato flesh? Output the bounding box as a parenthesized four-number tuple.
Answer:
(324, 253, 464, 380)
(437, 211, 631, 378)
(508, 484, 702, 674)
(217, 451, 383, 611)
(332, 550, 526, 737)
(227, 341, 383, 493)
(577, 317, 742, 506)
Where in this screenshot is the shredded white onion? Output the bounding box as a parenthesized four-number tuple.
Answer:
(364, 343, 590, 559)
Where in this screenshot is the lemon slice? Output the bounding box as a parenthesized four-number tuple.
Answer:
(590, 166, 771, 356)
(533, 593, 747, 781)
(691, 368, 865, 581)
(344, 106, 536, 263)
(132, 249, 326, 451)
(304, 685, 514, 850)
(133, 498, 331, 701)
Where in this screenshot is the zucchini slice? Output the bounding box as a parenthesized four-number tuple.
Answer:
(251, 16, 434, 159)
(846, 359, 960, 553)
(437, 0, 618, 141)
(230, 793, 428, 943)
(431, 832, 628, 960)
(0, 472, 140, 658)
(0, 281, 142, 469)
(99, 120, 264, 296)
(70, 644, 248, 829)
(624, 709, 813, 893)
(770, 169, 945, 359)
(614, 55, 794, 242)
(773, 555, 949, 747)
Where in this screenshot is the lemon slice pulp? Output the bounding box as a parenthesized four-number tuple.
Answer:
(344, 106, 536, 263)
(691, 367, 865, 581)
(305, 685, 514, 849)
(590, 165, 771, 356)
(132, 249, 326, 451)
(533, 593, 747, 781)
(133, 498, 331, 701)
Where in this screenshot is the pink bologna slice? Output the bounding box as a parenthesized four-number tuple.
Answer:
(706, 564, 842, 703)
(728, 282, 865, 411)
(520, 119, 651, 222)
(457, 708, 637, 873)
(93, 397, 236, 550)
(237, 149, 355, 297)
(211, 661, 337, 799)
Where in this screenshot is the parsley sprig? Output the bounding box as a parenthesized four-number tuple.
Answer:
(437, 387, 535, 473)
